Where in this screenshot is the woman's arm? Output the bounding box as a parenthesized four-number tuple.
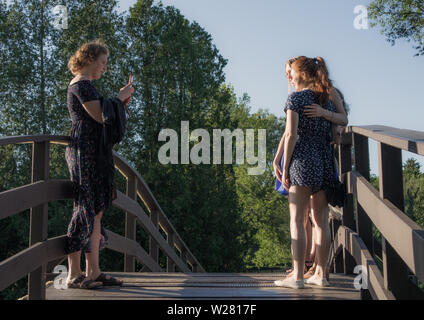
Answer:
(273, 133, 286, 181)
(273, 133, 286, 165)
(328, 87, 348, 125)
(304, 87, 348, 126)
(282, 110, 299, 189)
(82, 100, 104, 124)
(81, 82, 135, 124)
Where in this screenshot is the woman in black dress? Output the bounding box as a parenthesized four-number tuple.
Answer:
(65, 40, 134, 289)
(274, 56, 338, 289)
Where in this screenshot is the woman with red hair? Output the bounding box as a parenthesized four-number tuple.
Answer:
(274, 57, 349, 282)
(273, 56, 338, 289)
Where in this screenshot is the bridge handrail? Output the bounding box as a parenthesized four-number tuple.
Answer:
(349, 125, 424, 156)
(0, 134, 204, 300)
(329, 125, 424, 300)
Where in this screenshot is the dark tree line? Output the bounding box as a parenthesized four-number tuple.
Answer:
(0, 0, 290, 299)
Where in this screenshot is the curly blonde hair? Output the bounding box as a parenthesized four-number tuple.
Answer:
(68, 39, 109, 75)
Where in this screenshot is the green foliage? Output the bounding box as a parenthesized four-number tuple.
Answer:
(2, 0, 422, 301)
(368, 0, 424, 56)
(229, 94, 291, 270)
(0, 0, 292, 299)
(403, 158, 424, 227)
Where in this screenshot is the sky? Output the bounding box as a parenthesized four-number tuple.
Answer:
(116, 0, 424, 174)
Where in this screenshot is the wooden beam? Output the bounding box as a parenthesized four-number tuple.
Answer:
(105, 230, 161, 272)
(353, 133, 373, 254)
(350, 126, 424, 156)
(28, 141, 50, 300)
(113, 152, 204, 272)
(378, 143, 424, 299)
(336, 226, 395, 300)
(0, 135, 70, 146)
(124, 174, 137, 272)
(0, 236, 67, 292)
(349, 171, 424, 284)
(0, 180, 73, 220)
(167, 232, 176, 272)
(112, 191, 191, 272)
(150, 210, 159, 263)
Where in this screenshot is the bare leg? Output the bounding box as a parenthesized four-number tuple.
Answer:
(308, 205, 317, 264)
(309, 190, 331, 280)
(85, 211, 103, 280)
(288, 186, 311, 281)
(84, 211, 122, 285)
(286, 202, 313, 278)
(304, 208, 313, 263)
(67, 250, 83, 282)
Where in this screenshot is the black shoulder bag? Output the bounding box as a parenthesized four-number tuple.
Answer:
(325, 144, 345, 208)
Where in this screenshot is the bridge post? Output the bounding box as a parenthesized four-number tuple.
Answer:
(181, 249, 188, 271)
(167, 232, 175, 272)
(353, 134, 373, 252)
(338, 133, 356, 274)
(353, 134, 374, 300)
(149, 210, 159, 263)
(28, 141, 50, 300)
(378, 142, 424, 300)
(124, 174, 137, 272)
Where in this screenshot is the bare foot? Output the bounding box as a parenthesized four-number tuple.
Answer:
(303, 268, 315, 279)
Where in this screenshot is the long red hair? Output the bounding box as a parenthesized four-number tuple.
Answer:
(291, 56, 333, 106)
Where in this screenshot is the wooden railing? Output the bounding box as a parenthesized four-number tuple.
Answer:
(0, 135, 204, 300)
(328, 125, 424, 300)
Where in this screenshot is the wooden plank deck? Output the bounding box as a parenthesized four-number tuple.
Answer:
(46, 272, 361, 300)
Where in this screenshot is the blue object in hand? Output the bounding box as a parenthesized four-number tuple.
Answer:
(275, 156, 289, 196)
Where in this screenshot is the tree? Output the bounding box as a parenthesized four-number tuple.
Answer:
(368, 0, 424, 56)
(0, 0, 130, 299)
(230, 93, 291, 270)
(403, 158, 421, 177)
(123, 1, 247, 272)
(403, 158, 424, 227)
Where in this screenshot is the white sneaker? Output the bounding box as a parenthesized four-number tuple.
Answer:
(304, 276, 330, 287)
(274, 277, 304, 289)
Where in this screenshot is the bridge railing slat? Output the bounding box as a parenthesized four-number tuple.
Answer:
(330, 126, 424, 300)
(334, 226, 395, 300)
(348, 171, 424, 284)
(350, 125, 424, 156)
(124, 173, 138, 273)
(114, 152, 204, 272)
(0, 235, 67, 292)
(113, 191, 191, 272)
(0, 135, 203, 299)
(0, 180, 73, 220)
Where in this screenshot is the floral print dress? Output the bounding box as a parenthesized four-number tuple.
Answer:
(64, 80, 109, 254)
(284, 89, 337, 194)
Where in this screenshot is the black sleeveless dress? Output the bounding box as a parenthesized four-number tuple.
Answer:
(64, 80, 109, 254)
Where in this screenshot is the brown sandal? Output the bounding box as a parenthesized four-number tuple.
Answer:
(95, 273, 123, 286)
(79, 277, 103, 290)
(66, 275, 86, 289)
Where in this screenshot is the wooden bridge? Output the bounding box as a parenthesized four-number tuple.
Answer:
(0, 125, 423, 300)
